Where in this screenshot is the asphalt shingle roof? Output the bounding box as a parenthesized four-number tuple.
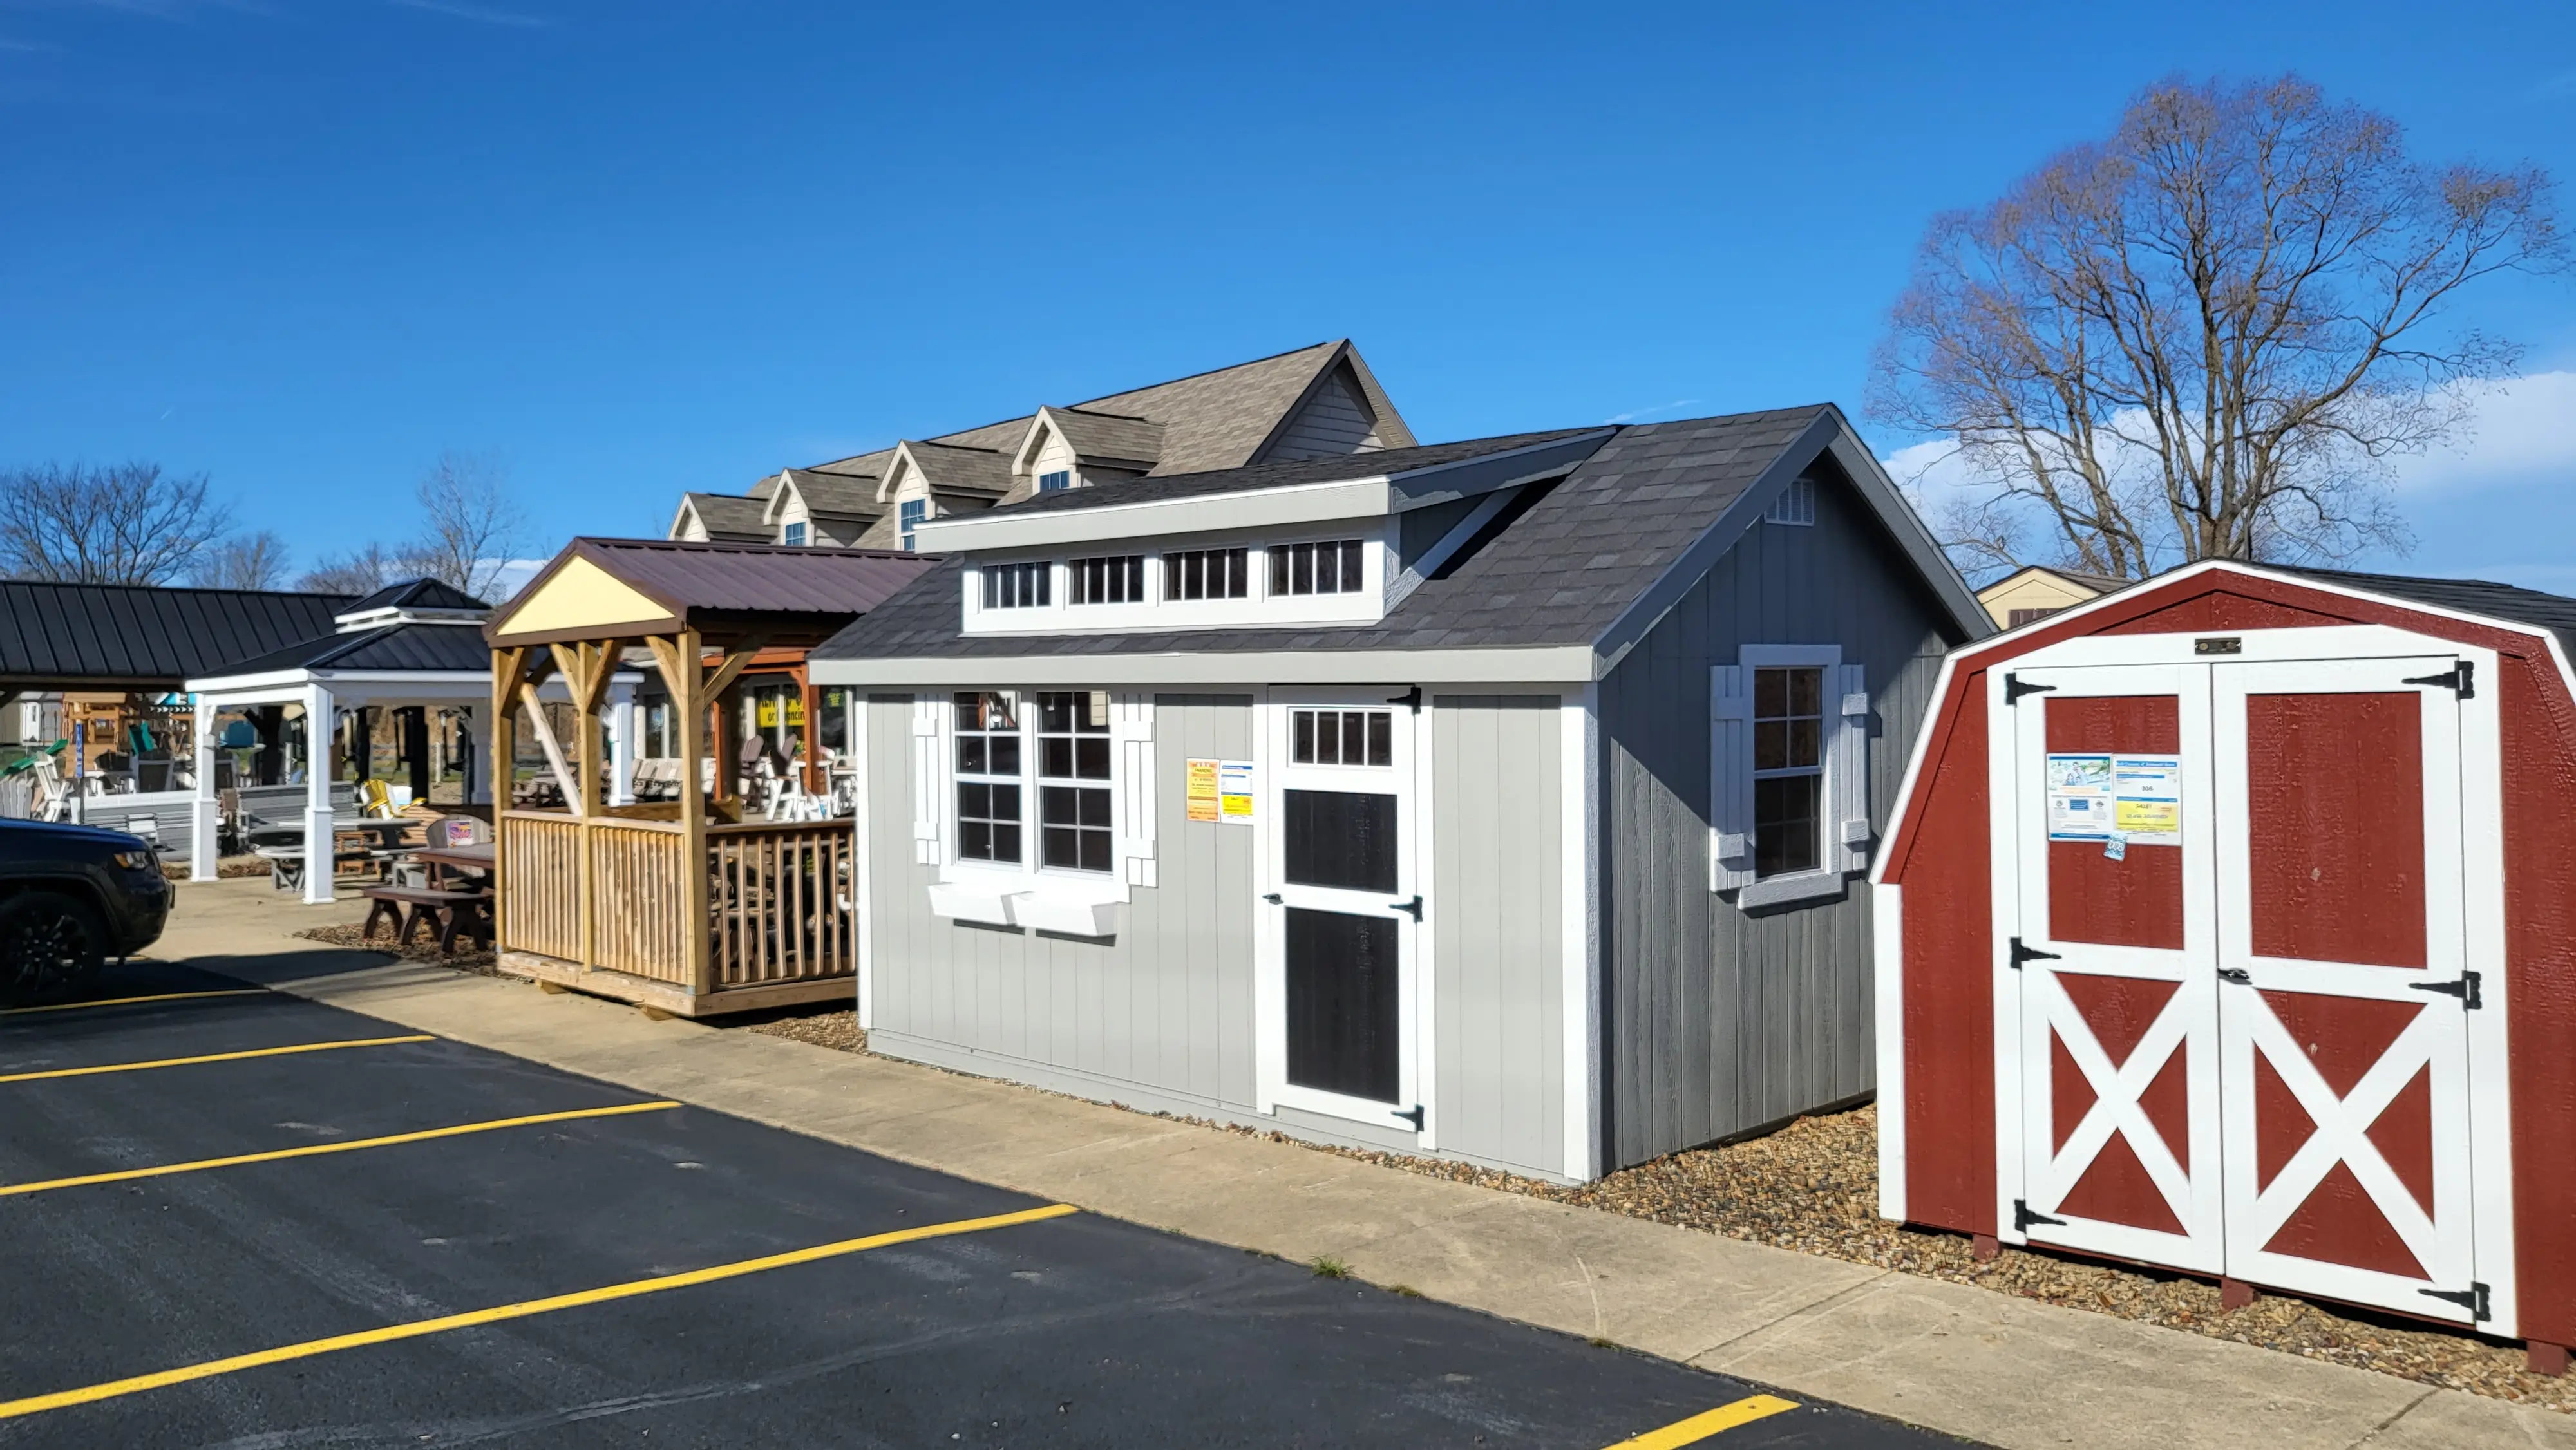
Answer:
(974, 429, 1605, 520)
(815, 406, 1839, 663)
(2270, 564, 2576, 660)
(684, 493, 772, 540)
(1045, 408, 1165, 467)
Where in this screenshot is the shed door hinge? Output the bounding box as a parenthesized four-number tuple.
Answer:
(1387, 685, 1423, 714)
(2014, 1199, 2067, 1232)
(2009, 937, 2061, 970)
(2420, 1282, 2492, 1322)
(1392, 1104, 1425, 1131)
(2410, 971, 2483, 1010)
(2004, 673, 2056, 705)
(1388, 894, 1423, 922)
(2402, 661, 2475, 699)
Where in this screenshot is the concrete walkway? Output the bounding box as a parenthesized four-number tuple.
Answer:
(151, 878, 2568, 1450)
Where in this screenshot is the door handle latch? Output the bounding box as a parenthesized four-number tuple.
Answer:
(2410, 972, 2483, 1010)
(2217, 967, 2251, 985)
(1388, 895, 1423, 921)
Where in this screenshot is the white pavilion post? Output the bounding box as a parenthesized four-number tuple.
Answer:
(303, 683, 337, 905)
(190, 693, 220, 881)
(605, 679, 637, 807)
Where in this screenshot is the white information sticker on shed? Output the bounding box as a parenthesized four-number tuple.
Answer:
(1218, 760, 1256, 825)
(2047, 752, 2181, 845)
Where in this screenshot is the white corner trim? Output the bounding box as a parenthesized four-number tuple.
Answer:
(1561, 684, 1599, 1183)
(1984, 664, 2025, 1245)
(1875, 880, 1906, 1223)
(849, 693, 874, 1030)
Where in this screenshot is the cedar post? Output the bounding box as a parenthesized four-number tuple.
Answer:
(649, 629, 713, 997)
(796, 664, 822, 793)
(488, 646, 527, 956)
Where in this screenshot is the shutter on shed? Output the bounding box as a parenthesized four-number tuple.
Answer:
(1834, 664, 1870, 872)
(910, 695, 941, 866)
(1114, 694, 1157, 887)
(1709, 665, 1754, 892)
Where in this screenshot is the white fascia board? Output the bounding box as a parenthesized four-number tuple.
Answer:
(914, 476, 1393, 552)
(809, 645, 1598, 688)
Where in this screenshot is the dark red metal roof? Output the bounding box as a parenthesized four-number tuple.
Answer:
(489, 537, 942, 647)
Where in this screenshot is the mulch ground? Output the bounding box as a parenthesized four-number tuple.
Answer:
(295, 921, 500, 975)
(1226, 1105, 2570, 1413)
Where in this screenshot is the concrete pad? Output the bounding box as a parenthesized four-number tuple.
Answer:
(2365, 1388, 2576, 1449)
(1694, 1270, 2431, 1450)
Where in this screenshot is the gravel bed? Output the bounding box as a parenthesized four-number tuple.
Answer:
(1192, 1104, 2570, 1413)
(730, 1006, 866, 1053)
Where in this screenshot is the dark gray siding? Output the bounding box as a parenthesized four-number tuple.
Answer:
(1596, 464, 1960, 1168)
(866, 693, 1260, 1111)
(1430, 695, 1565, 1179)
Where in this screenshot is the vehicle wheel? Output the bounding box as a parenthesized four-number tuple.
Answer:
(0, 892, 106, 1003)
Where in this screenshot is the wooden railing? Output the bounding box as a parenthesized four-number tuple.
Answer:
(500, 813, 583, 963)
(500, 809, 852, 995)
(709, 820, 854, 988)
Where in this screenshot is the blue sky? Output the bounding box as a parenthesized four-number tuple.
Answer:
(2, 1, 2570, 588)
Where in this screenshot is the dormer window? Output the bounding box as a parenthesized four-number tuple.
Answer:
(983, 562, 1050, 609)
(900, 498, 928, 550)
(1068, 555, 1145, 605)
(1271, 540, 1366, 596)
(1165, 547, 1249, 600)
(1039, 470, 1072, 493)
(783, 522, 808, 547)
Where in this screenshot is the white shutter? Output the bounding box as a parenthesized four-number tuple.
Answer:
(1834, 664, 1870, 872)
(910, 695, 942, 866)
(1709, 665, 1754, 892)
(1113, 693, 1157, 888)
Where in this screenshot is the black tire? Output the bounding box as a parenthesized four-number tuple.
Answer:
(0, 891, 107, 1004)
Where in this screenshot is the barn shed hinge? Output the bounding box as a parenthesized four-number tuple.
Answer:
(1387, 685, 1423, 713)
(2410, 971, 2483, 1010)
(2013, 1200, 2067, 1232)
(2420, 1282, 2492, 1323)
(2402, 661, 2475, 699)
(1388, 894, 1424, 922)
(2003, 673, 2056, 705)
(2008, 937, 2061, 970)
(1392, 1104, 1425, 1132)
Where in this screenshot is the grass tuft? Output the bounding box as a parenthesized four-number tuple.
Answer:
(1309, 1256, 1351, 1279)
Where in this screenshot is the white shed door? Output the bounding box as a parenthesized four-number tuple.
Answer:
(2212, 657, 2481, 1324)
(2009, 663, 2224, 1272)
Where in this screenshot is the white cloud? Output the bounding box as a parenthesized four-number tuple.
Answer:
(2387, 372, 2576, 494)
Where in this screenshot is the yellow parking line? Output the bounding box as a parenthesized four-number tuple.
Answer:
(0, 1035, 433, 1084)
(0, 1100, 681, 1198)
(0, 989, 269, 1017)
(1603, 1394, 1801, 1449)
(0, 1201, 1081, 1421)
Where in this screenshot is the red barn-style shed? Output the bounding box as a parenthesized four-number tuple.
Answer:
(1871, 561, 2576, 1374)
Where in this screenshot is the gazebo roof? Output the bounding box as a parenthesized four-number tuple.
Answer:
(191, 620, 495, 684)
(486, 537, 940, 650)
(0, 581, 352, 692)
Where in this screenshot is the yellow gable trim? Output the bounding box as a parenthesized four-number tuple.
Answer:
(497, 556, 672, 638)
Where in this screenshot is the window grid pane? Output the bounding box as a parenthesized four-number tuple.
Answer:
(1069, 554, 1144, 605)
(1270, 540, 1368, 597)
(982, 562, 1051, 610)
(1163, 547, 1248, 601)
(1750, 666, 1826, 879)
(1037, 690, 1113, 874)
(1289, 708, 1394, 767)
(952, 691, 1022, 863)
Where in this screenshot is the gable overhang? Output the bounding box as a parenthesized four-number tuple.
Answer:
(911, 430, 1615, 554)
(486, 549, 683, 645)
(1590, 411, 1993, 678)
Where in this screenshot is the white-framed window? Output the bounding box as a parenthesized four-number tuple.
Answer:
(983, 561, 1050, 609)
(1271, 539, 1366, 596)
(782, 522, 808, 546)
(953, 692, 1023, 863)
(1164, 546, 1248, 600)
(1068, 554, 1146, 605)
(1039, 469, 1072, 492)
(1291, 706, 1392, 767)
(1764, 477, 1816, 526)
(900, 498, 929, 550)
(914, 688, 1158, 936)
(1711, 644, 1868, 907)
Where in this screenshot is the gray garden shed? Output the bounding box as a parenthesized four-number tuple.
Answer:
(808, 405, 1989, 1181)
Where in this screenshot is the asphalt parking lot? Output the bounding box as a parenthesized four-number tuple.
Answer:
(0, 962, 1966, 1449)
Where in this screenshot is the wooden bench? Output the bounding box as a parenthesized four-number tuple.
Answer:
(359, 885, 494, 954)
(254, 843, 376, 891)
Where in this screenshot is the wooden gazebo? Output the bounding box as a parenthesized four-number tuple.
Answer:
(483, 538, 936, 1016)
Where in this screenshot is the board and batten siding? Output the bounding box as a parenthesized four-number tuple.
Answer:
(864, 693, 1261, 1114)
(1596, 464, 1961, 1169)
(1429, 695, 1566, 1179)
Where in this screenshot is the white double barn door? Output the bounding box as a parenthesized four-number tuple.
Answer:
(2005, 651, 2490, 1326)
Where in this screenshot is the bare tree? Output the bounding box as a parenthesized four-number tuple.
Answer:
(298, 543, 402, 597)
(0, 462, 235, 585)
(189, 530, 293, 591)
(1870, 75, 2561, 578)
(397, 451, 522, 601)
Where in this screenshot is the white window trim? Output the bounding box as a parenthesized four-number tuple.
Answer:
(915, 689, 1155, 938)
(1711, 643, 1868, 910)
(956, 522, 1394, 637)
